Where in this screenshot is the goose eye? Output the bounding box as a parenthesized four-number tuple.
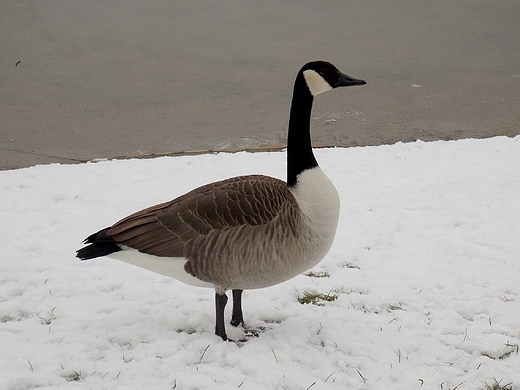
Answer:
(318, 69, 328, 76)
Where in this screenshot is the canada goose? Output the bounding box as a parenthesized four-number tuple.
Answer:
(77, 61, 366, 340)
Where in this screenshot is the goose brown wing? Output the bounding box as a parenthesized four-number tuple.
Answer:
(106, 175, 293, 257)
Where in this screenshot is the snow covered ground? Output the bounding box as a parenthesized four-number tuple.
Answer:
(1, 136, 519, 390)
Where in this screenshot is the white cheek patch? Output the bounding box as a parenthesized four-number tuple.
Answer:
(303, 69, 333, 96)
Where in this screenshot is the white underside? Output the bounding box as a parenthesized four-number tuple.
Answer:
(108, 249, 214, 288)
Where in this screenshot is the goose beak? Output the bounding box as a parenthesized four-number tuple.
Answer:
(334, 72, 367, 88)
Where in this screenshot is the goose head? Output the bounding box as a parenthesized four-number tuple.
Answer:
(301, 61, 366, 97)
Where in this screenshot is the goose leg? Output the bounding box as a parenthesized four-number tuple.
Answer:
(230, 289, 244, 327)
(215, 292, 228, 340)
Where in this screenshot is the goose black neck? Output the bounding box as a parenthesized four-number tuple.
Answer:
(286, 75, 318, 187)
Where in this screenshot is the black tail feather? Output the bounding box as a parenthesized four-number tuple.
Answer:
(76, 227, 121, 260)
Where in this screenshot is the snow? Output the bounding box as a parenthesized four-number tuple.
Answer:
(1, 136, 519, 390)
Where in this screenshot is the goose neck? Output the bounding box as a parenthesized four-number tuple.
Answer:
(287, 80, 318, 187)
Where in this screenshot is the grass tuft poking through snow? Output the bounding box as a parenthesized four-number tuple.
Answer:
(305, 271, 331, 278)
(298, 291, 339, 305)
(483, 378, 515, 390)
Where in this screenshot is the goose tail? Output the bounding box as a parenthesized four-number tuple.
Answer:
(76, 227, 121, 260)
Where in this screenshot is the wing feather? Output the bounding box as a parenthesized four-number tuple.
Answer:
(106, 175, 294, 258)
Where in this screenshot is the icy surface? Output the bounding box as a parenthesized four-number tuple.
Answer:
(1, 137, 519, 389)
